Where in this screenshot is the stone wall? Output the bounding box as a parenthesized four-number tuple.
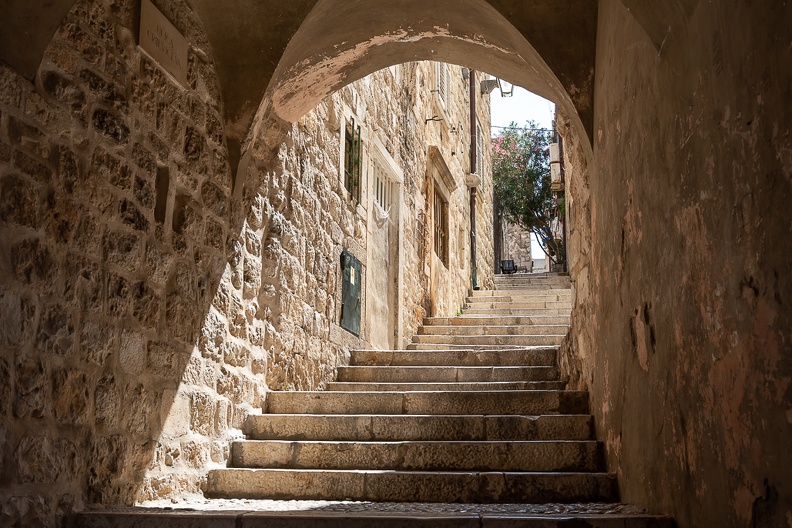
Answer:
(0, 0, 493, 521)
(0, 0, 267, 524)
(502, 221, 532, 272)
(245, 62, 494, 387)
(560, 2, 792, 527)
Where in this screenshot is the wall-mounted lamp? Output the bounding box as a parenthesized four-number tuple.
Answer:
(481, 78, 514, 97)
(497, 78, 514, 97)
(461, 67, 470, 81)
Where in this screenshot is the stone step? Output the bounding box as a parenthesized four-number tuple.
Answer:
(406, 343, 561, 351)
(463, 301, 572, 310)
(494, 276, 570, 282)
(68, 509, 675, 528)
(229, 440, 604, 472)
(327, 381, 565, 391)
(264, 390, 588, 415)
(466, 295, 571, 304)
(470, 290, 571, 298)
(206, 468, 618, 503)
(245, 413, 594, 442)
(462, 307, 570, 316)
(338, 365, 558, 382)
(349, 348, 557, 366)
(410, 334, 566, 346)
(423, 315, 570, 326)
(418, 325, 568, 336)
(493, 281, 570, 287)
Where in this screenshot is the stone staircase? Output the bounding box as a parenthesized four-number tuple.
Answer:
(70, 273, 674, 526)
(197, 273, 672, 525)
(205, 273, 608, 503)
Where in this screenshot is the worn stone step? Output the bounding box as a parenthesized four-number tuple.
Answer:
(410, 334, 566, 346)
(494, 276, 570, 282)
(493, 289, 571, 295)
(229, 440, 604, 472)
(350, 348, 557, 366)
(245, 413, 594, 442)
(423, 315, 570, 326)
(256, 412, 592, 443)
(469, 292, 571, 301)
(406, 343, 561, 351)
(493, 280, 570, 286)
(68, 509, 675, 528)
(462, 307, 569, 316)
(465, 296, 571, 305)
(264, 390, 588, 415)
(472, 287, 571, 295)
(464, 301, 572, 310)
(327, 381, 565, 391)
(418, 325, 568, 336)
(206, 468, 618, 503)
(337, 366, 559, 383)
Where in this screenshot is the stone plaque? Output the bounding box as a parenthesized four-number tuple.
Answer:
(139, 0, 188, 87)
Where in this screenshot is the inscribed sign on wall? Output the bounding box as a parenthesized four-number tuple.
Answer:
(139, 0, 188, 87)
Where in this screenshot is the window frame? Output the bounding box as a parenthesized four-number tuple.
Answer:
(343, 117, 362, 203)
(433, 185, 449, 267)
(436, 62, 450, 109)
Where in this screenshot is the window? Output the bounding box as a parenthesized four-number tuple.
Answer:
(436, 62, 450, 108)
(372, 160, 391, 212)
(344, 118, 362, 202)
(433, 186, 448, 266)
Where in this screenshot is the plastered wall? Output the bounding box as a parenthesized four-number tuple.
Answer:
(560, 2, 792, 527)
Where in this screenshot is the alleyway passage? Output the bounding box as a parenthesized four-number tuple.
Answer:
(71, 273, 674, 526)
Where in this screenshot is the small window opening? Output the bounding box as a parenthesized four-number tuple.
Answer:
(344, 119, 362, 202)
(433, 187, 449, 266)
(372, 161, 391, 213)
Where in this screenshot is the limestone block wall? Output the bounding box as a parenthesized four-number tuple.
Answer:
(246, 62, 494, 385)
(503, 221, 533, 271)
(0, 0, 267, 523)
(559, 2, 792, 527)
(0, 1, 494, 523)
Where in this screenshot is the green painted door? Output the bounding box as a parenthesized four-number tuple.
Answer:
(340, 249, 361, 336)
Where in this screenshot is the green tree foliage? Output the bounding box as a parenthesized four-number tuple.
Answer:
(492, 121, 564, 264)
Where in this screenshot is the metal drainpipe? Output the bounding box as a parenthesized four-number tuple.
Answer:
(469, 70, 479, 290)
(557, 124, 568, 273)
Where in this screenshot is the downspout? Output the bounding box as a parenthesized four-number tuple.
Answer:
(469, 70, 479, 290)
(557, 122, 568, 273)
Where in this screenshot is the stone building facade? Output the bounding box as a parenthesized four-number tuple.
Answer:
(256, 62, 494, 394)
(0, 0, 492, 523)
(500, 221, 533, 272)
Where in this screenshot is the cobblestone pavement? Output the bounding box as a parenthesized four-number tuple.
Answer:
(128, 496, 648, 516)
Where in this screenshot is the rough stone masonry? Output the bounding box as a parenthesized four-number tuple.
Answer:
(0, 0, 492, 525)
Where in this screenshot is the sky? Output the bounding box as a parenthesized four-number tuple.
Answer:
(489, 85, 556, 258)
(490, 85, 555, 131)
